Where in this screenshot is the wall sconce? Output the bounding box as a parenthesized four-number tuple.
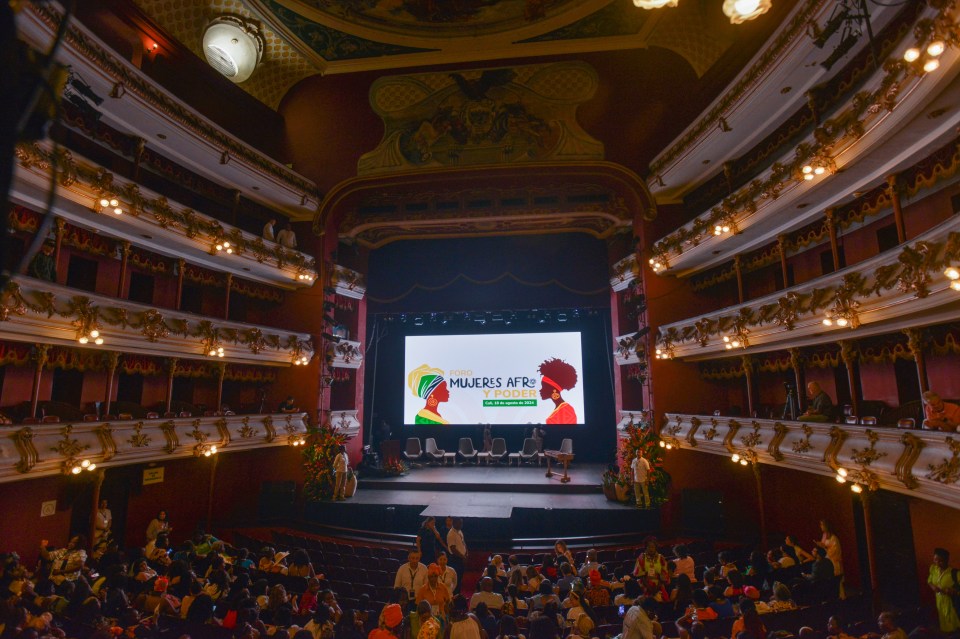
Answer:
(945, 266, 960, 291)
(195, 443, 218, 457)
(289, 434, 307, 446)
(65, 458, 97, 475)
(214, 240, 234, 255)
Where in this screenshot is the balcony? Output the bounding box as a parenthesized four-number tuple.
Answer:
(0, 412, 307, 484)
(650, 2, 960, 276)
(0, 277, 313, 366)
(656, 214, 960, 359)
(17, 4, 320, 221)
(661, 413, 960, 510)
(328, 339, 363, 369)
(12, 142, 317, 288)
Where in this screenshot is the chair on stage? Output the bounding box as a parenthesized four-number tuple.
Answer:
(458, 438, 478, 464)
(488, 437, 507, 464)
(559, 438, 573, 461)
(403, 438, 423, 466)
(519, 438, 540, 466)
(423, 438, 445, 465)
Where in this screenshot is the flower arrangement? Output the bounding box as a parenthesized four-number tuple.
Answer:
(302, 419, 348, 501)
(382, 458, 408, 476)
(607, 420, 672, 506)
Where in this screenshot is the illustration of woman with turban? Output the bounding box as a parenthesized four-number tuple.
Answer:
(408, 364, 451, 425)
(538, 357, 578, 424)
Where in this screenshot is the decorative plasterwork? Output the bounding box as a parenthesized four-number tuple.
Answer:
(610, 254, 640, 292)
(18, 5, 320, 219)
(315, 162, 654, 246)
(664, 413, 960, 510)
(656, 216, 960, 359)
(649, 2, 959, 275)
(0, 413, 307, 483)
(328, 339, 362, 369)
(330, 265, 366, 300)
(616, 410, 650, 431)
(0, 277, 312, 366)
(615, 332, 644, 366)
(359, 62, 603, 176)
(329, 410, 361, 439)
(13, 143, 317, 289)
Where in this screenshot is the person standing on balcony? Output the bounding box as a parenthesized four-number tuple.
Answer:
(277, 222, 298, 249)
(262, 218, 276, 242)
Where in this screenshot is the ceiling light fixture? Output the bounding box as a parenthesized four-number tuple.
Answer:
(202, 16, 264, 83)
(723, 0, 771, 24)
(633, 0, 678, 8)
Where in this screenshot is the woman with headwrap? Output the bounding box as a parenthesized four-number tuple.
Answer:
(408, 364, 451, 424)
(538, 358, 578, 424)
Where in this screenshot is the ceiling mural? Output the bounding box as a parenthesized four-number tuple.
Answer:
(290, 0, 589, 36)
(358, 61, 604, 176)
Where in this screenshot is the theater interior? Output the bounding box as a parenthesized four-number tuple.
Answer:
(3, 0, 960, 636)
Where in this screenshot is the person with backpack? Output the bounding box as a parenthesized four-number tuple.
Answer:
(928, 548, 960, 633)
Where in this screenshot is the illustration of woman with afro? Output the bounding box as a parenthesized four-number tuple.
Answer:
(408, 364, 451, 425)
(538, 357, 578, 424)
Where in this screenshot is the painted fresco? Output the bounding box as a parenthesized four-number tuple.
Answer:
(359, 62, 604, 175)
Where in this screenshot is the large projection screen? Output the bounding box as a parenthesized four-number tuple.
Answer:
(403, 332, 585, 425)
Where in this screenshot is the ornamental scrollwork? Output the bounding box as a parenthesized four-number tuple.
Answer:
(127, 422, 152, 448)
(791, 424, 815, 454)
(770, 291, 804, 331)
(740, 421, 763, 449)
(704, 419, 719, 441)
(13, 427, 38, 473)
(138, 309, 169, 342)
(895, 241, 938, 298)
(50, 425, 89, 459)
(927, 437, 960, 485)
(238, 416, 259, 439)
(851, 429, 886, 467)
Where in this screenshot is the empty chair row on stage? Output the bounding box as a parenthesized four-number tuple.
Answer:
(403, 436, 572, 466)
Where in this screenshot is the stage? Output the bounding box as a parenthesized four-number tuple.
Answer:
(300, 463, 661, 546)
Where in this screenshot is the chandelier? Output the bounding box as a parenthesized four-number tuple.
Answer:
(633, 0, 770, 24)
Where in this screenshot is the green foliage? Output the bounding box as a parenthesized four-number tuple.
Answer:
(611, 422, 672, 506)
(302, 420, 348, 501)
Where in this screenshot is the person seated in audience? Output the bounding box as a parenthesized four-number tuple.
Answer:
(579, 549, 600, 578)
(673, 545, 696, 582)
(288, 548, 316, 578)
(266, 583, 298, 615)
(507, 555, 524, 582)
(475, 602, 499, 639)
(321, 588, 344, 624)
(634, 539, 670, 585)
(179, 580, 202, 619)
(524, 565, 543, 593)
(808, 547, 835, 583)
(798, 382, 833, 422)
(529, 579, 560, 610)
(497, 614, 524, 639)
(40, 535, 87, 585)
(623, 597, 660, 639)
(204, 568, 231, 601)
(438, 551, 458, 595)
(568, 610, 596, 639)
(723, 570, 745, 599)
(707, 585, 735, 618)
(555, 562, 579, 599)
(504, 583, 528, 614)
(541, 554, 558, 581)
(528, 611, 561, 639)
(470, 576, 504, 612)
(395, 549, 428, 601)
(554, 541, 575, 567)
(584, 570, 611, 607)
(784, 536, 814, 563)
(702, 567, 718, 589)
(615, 576, 642, 607)
(133, 559, 157, 583)
(447, 595, 483, 639)
(483, 563, 507, 593)
(148, 533, 172, 567)
(337, 609, 367, 639)
(730, 597, 767, 639)
(678, 588, 719, 627)
(418, 564, 452, 616)
(759, 582, 797, 614)
(300, 579, 321, 615)
(716, 551, 738, 578)
(928, 547, 960, 633)
(670, 573, 694, 613)
(563, 590, 587, 627)
(766, 548, 794, 571)
(185, 592, 216, 624)
(491, 554, 508, 578)
(826, 615, 857, 639)
(864, 612, 908, 639)
(303, 601, 334, 639)
(411, 600, 442, 639)
(922, 391, 960, 431)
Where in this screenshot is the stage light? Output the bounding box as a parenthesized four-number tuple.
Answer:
(903, 47, 921, 62)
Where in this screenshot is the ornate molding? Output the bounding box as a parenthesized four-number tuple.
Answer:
(768, 422, 788, 461)
(896, 432, 925, 490)
(686, 416, 701, 447)
(791, 424, 815, 454)
(12, 427, 38, 473)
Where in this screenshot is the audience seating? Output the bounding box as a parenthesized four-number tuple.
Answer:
(898, 418, 916, 429)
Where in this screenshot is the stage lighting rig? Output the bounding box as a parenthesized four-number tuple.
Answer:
(810, 0, 879, 72)
(810, 4, 851, 49)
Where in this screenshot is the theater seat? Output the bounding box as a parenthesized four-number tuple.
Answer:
(458, 438, 478, 464)
(423, 438, 445, 465)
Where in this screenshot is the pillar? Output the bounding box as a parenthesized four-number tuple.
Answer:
(206, 453, 219, 532)
(175, 258, 185, 310)
(789, 348, 806, 413)
(89, 468, 105, 546)
(825, 209, 840, 272)
(742, 355, 756, 417)
(53, 218, 65, 282)
(777, 235, 789, 288)
(165, 357, 178, 414)
(903, 328, 929, 394)
(216, 362, 227, 410)
(30, 344, 50, 419)
(734, 255, 745, 303)
(103, 351, 120, 417)
(753, 462, 767, 549)
(887, 174, 906, 244)
(117, 241, 131, 298)
(224, 273, 233, 320)
(861, 492, 881, 612)
(840, 340, 860, 418)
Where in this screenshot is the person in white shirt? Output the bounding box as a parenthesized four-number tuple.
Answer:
(438, 551, 458, 594)
(262, 218, 276, 242)
(277, 222, 297, 249)
(578, 549, 600, 578)
(447, 517, 467, 594)
(333, 445, 349, 500)
(94, 499, 112, 543)
(469, 577, 504, 611)
(393, 549, 427, 599)
(631, 452, 652, 509)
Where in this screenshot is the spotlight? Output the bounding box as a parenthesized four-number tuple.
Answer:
(903, 47, 921, 62)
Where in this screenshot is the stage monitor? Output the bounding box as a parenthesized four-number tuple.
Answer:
(404, 332, 584, 425)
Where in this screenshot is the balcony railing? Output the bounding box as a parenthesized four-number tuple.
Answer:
(13, 142, 317, 289)
(656, 214, 960, 359)
(661, 413, 960, 510)
(1, 277, 313, 366)
(0, 412, 308, 484)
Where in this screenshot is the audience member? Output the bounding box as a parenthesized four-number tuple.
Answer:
(146, 510, 171, 543)
(263, 218, 276, 242)
(447, 518, 468, 593)
(470, 576, 504, 612)
(730, 597, 767, 639)
(417, 563, 452, 616)
(922, 391, 960, 431)
(417, 517, 445, 565)
(928, 547, 960, 633)
(394, 549, 428, 600)
(448, 595, 483, 639)
(673, 545, 695, 582)
(809, 547, 835, 583)
(438, 551, 458, 595)
(634, 539, 669, 585)
(578, 549, 600, 578)
(277, 222, 298, 249)
(798, 382, 833, 422)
